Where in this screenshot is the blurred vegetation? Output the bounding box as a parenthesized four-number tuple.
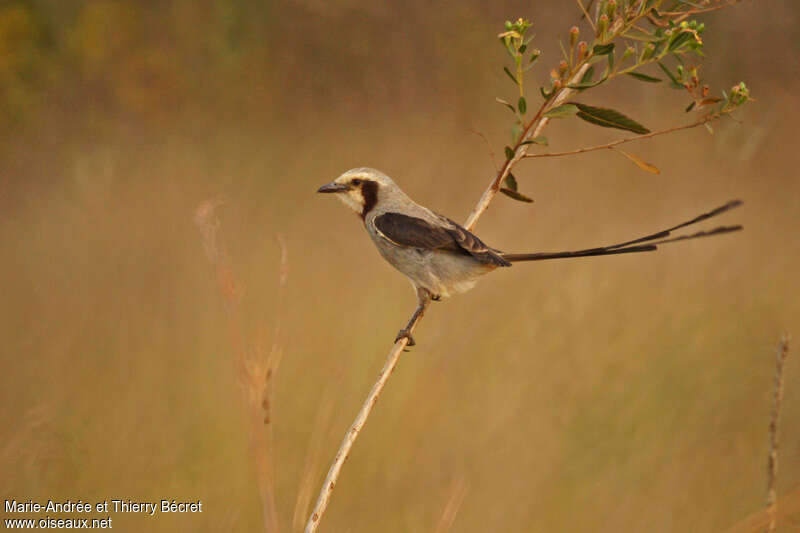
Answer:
(1, 1, 799, 532)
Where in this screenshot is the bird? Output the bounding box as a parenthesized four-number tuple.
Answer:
(317, 167, 742, 346)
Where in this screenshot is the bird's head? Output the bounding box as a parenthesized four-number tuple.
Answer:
(317, 168, 401, 218)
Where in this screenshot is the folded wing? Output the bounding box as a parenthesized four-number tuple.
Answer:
(374, 212, 511, 267)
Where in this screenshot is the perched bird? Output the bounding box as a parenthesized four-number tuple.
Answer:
(318, 167, 742, 345)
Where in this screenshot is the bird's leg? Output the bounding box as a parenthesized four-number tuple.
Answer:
(395, 288, 432, 346)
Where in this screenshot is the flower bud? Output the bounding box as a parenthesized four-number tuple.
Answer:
(558, 60, 568, 76)
(569, 26, 579, 48)
(597, 14, 609, 38)
(606, 0, 617, 19)
(577, 41, 588, 61)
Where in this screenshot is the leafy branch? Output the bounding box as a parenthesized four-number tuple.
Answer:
(306, 2, 753, 531)
(476, 0, 753, 211)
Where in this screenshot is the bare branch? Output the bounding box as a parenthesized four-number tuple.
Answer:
(522, 115, 714, 159)
(766, 334, 791, 533)
(304, 309, 424, 533)
(293, 384, 339, 531)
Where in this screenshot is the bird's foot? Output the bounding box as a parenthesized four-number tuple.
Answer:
(395, 329, 416, 346)
(431, 294, 441, 302)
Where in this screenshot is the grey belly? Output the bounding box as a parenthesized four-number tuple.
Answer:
(372, 238, 494, 298)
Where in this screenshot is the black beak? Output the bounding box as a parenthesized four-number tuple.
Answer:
(317, 182, 349, 194)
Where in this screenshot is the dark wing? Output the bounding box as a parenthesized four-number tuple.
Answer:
(374, 212, 511, 267)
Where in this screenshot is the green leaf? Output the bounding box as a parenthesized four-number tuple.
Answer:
(495, 97, 516, 113)
(580, 66, 595, 84)
(668, 31, 695, 52)
(503, 66, 518, 85)
(543, 104, 579, 118)
(573, 103, 650, 134)
(518, 96, 527, 114)
(504, 146, 515, 160)
(657, 61, 684, 89)
(504, 173, 518, 191)
(685, 101, 696, 112)
(500, 188, 534, 203)
(592, 43, 615, 55)
(622, 29, 661, 42)
(626, 71, 662, 83)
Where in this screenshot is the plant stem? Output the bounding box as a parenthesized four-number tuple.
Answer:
(523, 115, 714, 159)
(304, 307, 425, 533)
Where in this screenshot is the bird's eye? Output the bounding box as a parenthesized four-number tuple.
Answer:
(351, 179, 362, 186)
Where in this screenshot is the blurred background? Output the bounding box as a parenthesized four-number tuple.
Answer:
(1, 1, 799, 531)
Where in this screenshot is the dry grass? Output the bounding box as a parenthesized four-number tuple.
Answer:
(195, 200, 285, 531)
(765, 334, 791, 533)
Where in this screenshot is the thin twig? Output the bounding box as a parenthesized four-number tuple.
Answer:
(575, 0, 596, 32)
(765, 334, 791, 533)
(523, 116, 713, 159)
(293, 383, 339, 531)
(469, 128, 499, 171)
(304, 309, 424, 533)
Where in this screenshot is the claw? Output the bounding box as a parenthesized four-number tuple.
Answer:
(395, 329, 416, 346)
(431, 294, 441, 301)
